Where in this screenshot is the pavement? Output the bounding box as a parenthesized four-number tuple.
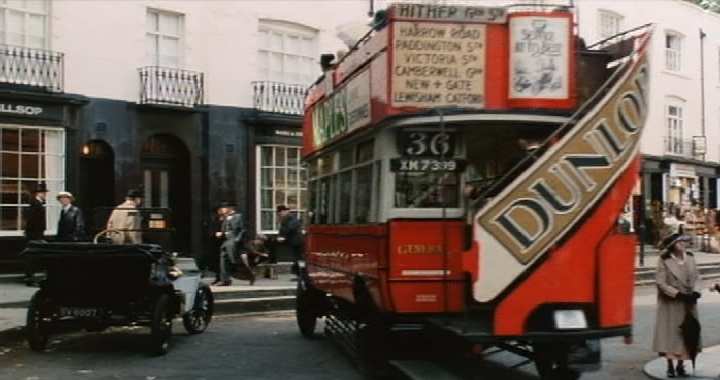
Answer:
(643, 346, 720, 379)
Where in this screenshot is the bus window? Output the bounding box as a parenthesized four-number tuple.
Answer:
(354, 165, 373, 223)
(339, 171, 352, 223)
(395, 172, 459, 208)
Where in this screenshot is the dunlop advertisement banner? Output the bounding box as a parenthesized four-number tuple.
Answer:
(473, 32, 651, 302)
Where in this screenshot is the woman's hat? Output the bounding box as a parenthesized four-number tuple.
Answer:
(34, 183, 49, 193)
(276, 205, 290, 213)
(56, 191, 74, 201)
(661, 233, 691, 251)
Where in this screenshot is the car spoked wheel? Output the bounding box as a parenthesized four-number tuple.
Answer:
(183, 284, 213, 334)
(150, 294, 173, 356)
(26, 290, 51, 352)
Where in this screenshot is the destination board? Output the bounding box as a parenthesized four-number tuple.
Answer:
(391, 22, 486, 109)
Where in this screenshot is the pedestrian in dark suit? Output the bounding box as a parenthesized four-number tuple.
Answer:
(277, 205, 304, 274)
(23, 183, 48, 286)
(216, 204, 244, 286)
(56, 191, 86, 242)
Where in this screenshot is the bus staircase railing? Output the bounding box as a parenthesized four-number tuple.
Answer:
(445, 24, 654, 337)
(469, 23, 653, 214)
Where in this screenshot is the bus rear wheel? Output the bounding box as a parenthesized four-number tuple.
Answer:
(534, 344, 581, 380)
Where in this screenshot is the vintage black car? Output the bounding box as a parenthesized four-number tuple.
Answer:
(22, 241, 213, 355)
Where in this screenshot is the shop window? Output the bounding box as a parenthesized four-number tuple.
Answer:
(146, 8, 184, 67)
(257, 19, 318, 85)
(0, 0, 48, 49)
(257, 145, 307, 233)
(0, 126, 65, 236)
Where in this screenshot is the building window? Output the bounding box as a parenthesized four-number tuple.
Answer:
(1, 126, 65, 236)
(0, 0, 48, 49)
(146, 9, 184, 67)
(258, 145, 307, 233)
(666, 104, 684, 155)
(257, 19, 318, 85)
(665, 32, 682, 72)
(598, 10, 622, 40)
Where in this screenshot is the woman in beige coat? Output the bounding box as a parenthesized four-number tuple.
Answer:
(652, 233, 703, 377)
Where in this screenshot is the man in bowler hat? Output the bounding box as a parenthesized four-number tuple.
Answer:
(56, 191, 86, 242)
(217, 203, 245, 286)
(23, 183, 48, 285)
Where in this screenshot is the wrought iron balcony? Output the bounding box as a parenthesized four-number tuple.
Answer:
(139, 66, 204, 108)
(252, 81, 307, 115)
(664, 136, 693, 158)
(0, 45, 63, 93)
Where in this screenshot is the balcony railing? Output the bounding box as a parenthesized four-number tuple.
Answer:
(664, 136, 693, 158)
(252, 81, 307, 115)
(0, 45, 63, 93)
(139, 66, 204, 108)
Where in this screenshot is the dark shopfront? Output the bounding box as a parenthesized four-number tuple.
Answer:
(0, 94, 87, 272)
(78, 99, 208, 259)
(247, 112, 304, 262)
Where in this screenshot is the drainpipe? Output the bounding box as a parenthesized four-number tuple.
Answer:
(700, 28, 707, 142)
(700, 28, 708, 208)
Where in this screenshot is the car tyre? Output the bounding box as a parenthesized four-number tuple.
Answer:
(26, 290, 50, 352)
(182, 284, 213, 334)
(150, 293, 173, 356)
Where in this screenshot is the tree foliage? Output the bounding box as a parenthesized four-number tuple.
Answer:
(686, 0, 720, 13)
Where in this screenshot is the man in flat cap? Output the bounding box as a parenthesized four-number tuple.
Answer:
(106, 189, 144, 244)
(56, 191, 86, 242)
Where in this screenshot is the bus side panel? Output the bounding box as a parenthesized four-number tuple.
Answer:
(387, 220, 465, 313)
(492, 158, 640, 336)
(306, 225, 388, 306)
(597, 233, 636, 328)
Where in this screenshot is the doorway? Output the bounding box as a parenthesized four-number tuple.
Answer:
(79, 140, 115, 233)
(141, 135, 191, 254)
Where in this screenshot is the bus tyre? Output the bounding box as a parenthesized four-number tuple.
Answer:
(150, 293, 173, 356)
(26, 290, 50, 352)
(534, 344, 581, 380)
(296, 280, 318, 338)
(357, 320, 391, 379)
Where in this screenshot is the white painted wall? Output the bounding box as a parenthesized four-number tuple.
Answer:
(49, 0, 369, 107)
(574, 0, 720, 163)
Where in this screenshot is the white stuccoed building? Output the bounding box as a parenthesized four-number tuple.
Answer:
(0, 0, 371, 268)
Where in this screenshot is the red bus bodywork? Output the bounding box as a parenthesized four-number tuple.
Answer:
(301, 3, 651, 343)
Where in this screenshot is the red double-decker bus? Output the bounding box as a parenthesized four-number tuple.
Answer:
(296, 3, 652, 378)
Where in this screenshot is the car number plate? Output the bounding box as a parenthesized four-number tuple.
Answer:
(60, 307, 99, 318)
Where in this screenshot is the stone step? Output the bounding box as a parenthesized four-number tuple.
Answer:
(213, 295, 296, 315)
(211, 287, 295, 301)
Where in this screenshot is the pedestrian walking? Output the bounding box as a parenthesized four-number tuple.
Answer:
(652, 233, 703, 378)
(205, 203, 227, 281)
(23, 183, 48, 286)
(55, 191, 86, 242)
(216, 204, 244, 286)
(106, 189, 144, 244)
(277, 205, 304, 275)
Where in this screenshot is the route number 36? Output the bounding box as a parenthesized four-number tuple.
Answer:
(401, 131, 455, 157)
